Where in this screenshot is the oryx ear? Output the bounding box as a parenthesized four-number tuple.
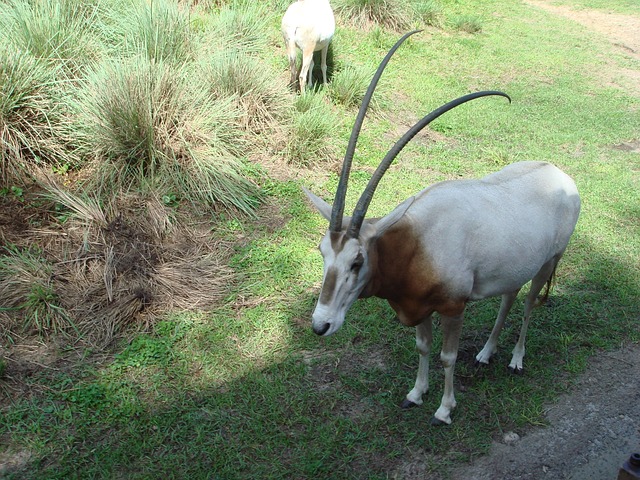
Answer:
(367, 196, 415, 239)
(302, 187, 333, 222)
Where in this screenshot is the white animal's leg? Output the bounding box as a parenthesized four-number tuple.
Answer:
(509, 257, 558, 373)
(476, 290, 520, 364)
(308, 57, 315, 88)
(320, 44, 329, 85)
(403, 317, 433, 407)
(433, 313, 464, 425)
(299, 45, 315, 94)
(285, 39, 298, 86)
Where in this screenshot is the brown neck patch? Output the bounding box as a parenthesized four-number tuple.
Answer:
(366, 221, 465, 324)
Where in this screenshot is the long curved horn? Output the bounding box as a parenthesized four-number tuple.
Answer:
(329, 29, 422, 232)
(347, 90, 512, 238)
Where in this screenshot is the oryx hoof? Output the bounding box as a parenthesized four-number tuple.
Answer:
(430, 416, 449, 426)
(474, 359, 489, 367)
(401, 399, 418, 409)
(508, 365, 524, 375)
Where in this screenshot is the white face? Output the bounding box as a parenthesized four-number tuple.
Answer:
(312, 232, 370, 336)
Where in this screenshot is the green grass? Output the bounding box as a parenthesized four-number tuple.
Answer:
(1, 0, 639, 478)
(106, 0, 195, 63)
(284, 93, 338, 165)
(0, 0, 102, 72)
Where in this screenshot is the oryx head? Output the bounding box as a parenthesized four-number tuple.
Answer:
(304, 31, 510, 336)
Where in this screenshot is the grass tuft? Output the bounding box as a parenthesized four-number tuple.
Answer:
(284, 93, 338, 166)
(0, 0, 102, 72)
(202, 50, 290, 134)
(414, 0, 445, 28)
(333, 0, 414, 31)
(329, 64, 376, 108)
(204, 1, 276, 53)
(450, 14, 483, 34)
(107, 0, 194, 63)
(0, 246, 73, 337)
(68, 56, 259, 215)
(0, 48, 68, 183)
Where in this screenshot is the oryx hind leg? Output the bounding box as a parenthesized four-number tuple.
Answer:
(509, 256, 561, 374)
(476, 290, 520, 365)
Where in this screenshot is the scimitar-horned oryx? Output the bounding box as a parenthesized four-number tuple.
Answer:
(282, 0, 335, 94)
(303, 31, 581, 425)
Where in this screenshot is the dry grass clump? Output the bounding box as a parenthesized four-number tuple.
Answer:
(0, 179, 237, 348)
(0, 246, 71, 337)
(0, 49, 69, 183)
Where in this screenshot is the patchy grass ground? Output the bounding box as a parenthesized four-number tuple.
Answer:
(1, 0, 639, 478)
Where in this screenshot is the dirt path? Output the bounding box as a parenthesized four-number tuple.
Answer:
(450, 343, 640, 479)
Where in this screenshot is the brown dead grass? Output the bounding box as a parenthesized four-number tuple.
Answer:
(0, 174, 238, 349)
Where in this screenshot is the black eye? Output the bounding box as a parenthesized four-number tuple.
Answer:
(351, 253, 364, 272)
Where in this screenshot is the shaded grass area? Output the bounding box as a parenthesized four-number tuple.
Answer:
(1, 0, 639, 478)
(2, 184, 638, 478)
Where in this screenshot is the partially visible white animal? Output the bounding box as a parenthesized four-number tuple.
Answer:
(303, 32, 581, 425)
(281, 0, 335, 93)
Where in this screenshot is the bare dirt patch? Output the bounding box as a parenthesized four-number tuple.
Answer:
(449, 343, 640, 480)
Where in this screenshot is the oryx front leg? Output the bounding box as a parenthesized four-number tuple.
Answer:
(299, 45, 315, 94)
(402, 317, 433, 408)
(475, 290, 520, 365)
(286, 40, 298, 87)
(432, 314, 464, 425)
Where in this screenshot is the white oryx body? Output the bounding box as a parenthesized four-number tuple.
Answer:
(305, 161, 580, 424)
(282, 0, 335, 93)
(303, 32, 581, 426)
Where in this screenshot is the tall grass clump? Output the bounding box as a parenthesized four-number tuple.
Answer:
(0, 246, 73, 337)
(203, 1, 276, 53)
(328, 64, 376, 108)
(202, 50, 289, 133)
(450, 14, 483, 34)
(0, 0, 103, 73)
(69, 57, 260, 215)
(105, 0, 194, 63)
(0, 48, 68, 183)
(414, 0, 445, 28)
(333, 0, 413, 31)
(285, 92, 337, 165)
